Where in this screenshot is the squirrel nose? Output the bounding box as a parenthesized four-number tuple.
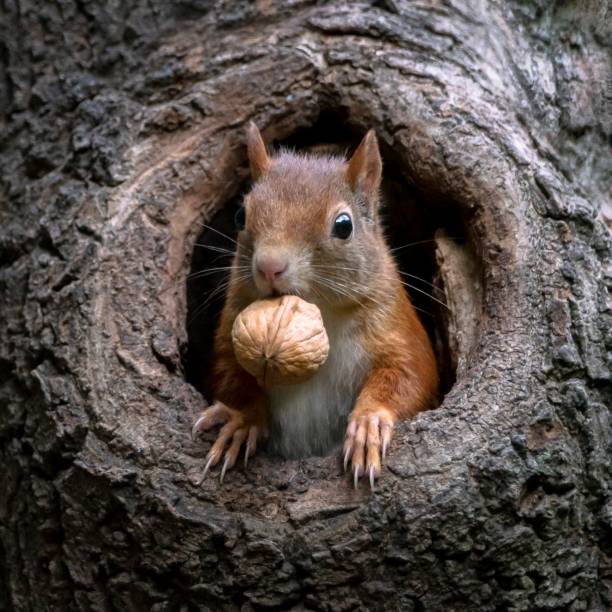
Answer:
(256, 256, 288, 283)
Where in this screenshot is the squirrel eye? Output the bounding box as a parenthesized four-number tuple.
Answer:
(332, 213, 352, 240)
(234, 206, 246, 230)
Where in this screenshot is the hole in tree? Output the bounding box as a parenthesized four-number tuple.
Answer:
(183, 110, 470, 411)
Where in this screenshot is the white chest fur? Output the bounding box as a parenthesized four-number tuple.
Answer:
(266, 309, 369, 458)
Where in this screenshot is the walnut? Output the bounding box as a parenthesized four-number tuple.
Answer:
(232, 295, 330, 388)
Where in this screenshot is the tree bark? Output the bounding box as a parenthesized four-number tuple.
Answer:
(1, 1, 610, 611)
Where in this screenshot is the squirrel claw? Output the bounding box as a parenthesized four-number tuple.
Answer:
(343, 448, 351, 472)
(191, 415, 206, 440)
(220, 455, 231, 484)
(343, 409, 394, 489)
(191, 402, 229, 440)
(244, 442, 251, 469)
(353, 465, 362, 489)
(193, 403, 264, 484)
(198, 453, 216, 485)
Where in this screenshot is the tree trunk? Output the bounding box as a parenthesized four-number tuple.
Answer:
(1, 1, 610, 611)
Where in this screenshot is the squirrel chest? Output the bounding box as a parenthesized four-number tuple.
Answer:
(266, 308, 370, 458)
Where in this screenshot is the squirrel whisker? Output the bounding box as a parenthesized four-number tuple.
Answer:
(188, 266, 249, 280)
(312, 274, 376, 308)
(195, 223, 255, 258)
(396, 280, 449, 310)
(398, 271, 445, 295)
(314, 264, 443, 294)
(188, 274, 248, 326)
(316, 272, 429, 316)
(193, 243, 236, 254)
(390, 237, 463, 254)
(314, 264, 448, 309)
(195, 222, 241, 247)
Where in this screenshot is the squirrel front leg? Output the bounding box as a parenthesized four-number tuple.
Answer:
(192, 302, 269, 482)
(344, 365, 435, 488)
(344, 298, 438, 488)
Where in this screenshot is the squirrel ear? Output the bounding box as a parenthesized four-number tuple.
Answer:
(346, 130, 382, 198)
(246, 122, 271, 181)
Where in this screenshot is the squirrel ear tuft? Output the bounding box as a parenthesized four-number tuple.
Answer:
(246, 122, 271, 181)
(346, 130, 382, 198)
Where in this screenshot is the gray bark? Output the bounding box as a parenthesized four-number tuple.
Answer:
(1, 1, 610, 611)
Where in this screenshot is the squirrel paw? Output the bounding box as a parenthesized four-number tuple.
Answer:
(343, 409, 395, 490)
(192, 402, 264, 483)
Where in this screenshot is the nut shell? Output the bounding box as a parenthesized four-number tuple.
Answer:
(232, 295, 329, 388)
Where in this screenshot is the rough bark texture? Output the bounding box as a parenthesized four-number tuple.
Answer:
(1, 1, 611, 611)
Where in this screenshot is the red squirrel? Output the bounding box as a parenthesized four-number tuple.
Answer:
(192, 123, 439, 487)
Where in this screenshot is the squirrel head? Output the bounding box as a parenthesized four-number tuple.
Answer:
(235, 122, 388, 307)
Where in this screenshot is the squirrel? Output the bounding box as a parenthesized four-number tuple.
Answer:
(192, 123, 439, 487)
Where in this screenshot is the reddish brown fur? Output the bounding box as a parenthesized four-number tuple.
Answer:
(353, 282, 439, 420)
(196, 124, 439, 484)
